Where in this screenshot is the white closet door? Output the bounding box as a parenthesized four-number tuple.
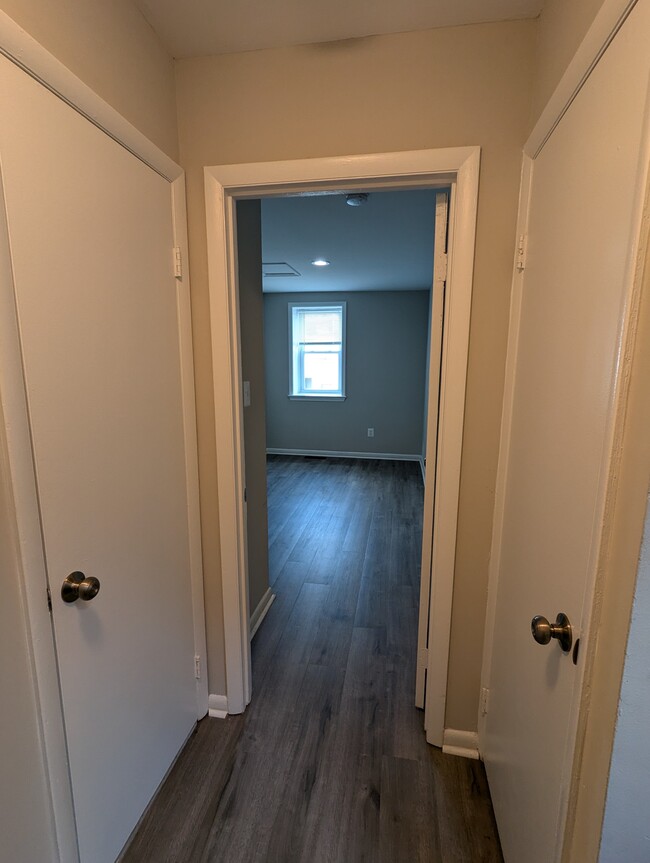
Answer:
(0, 54, 196, 863)
(482, 2, 650, 861)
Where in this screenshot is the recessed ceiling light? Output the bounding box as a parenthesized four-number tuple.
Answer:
(346, 193, 369, 207)
(311, 259, 330, 267)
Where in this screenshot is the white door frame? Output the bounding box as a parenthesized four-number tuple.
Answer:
(479, 0, 649, 859)
(204, 146, 480, 742)
(0, 12, 208, 862)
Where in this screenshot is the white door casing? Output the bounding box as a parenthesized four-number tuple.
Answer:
(0, 15, 207, 863)
(480, 1, 650, 861)
(205, 148, 479, 744)
(415, 191, 448, 724)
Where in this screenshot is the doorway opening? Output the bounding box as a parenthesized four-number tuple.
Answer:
(242, 186, 439, 640)
(205, 148, 480, 748)
(237, 185, 441, 749)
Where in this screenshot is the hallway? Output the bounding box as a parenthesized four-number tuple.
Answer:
(124, 457, 502, 861)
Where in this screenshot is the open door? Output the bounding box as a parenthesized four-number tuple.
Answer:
(415, 190, 448, 744)
(236, 199, 273, 640)
(482, 3, 650, 860)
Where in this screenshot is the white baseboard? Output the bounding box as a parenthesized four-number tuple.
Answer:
(250, 587, 275, 640)
(266, 447, 421, 462)
(442, 728, 480, 760)
(419, 456, 426, 482)
(208, 694, 228, 719)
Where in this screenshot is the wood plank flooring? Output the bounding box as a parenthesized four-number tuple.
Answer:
(123, 456, 503, 863)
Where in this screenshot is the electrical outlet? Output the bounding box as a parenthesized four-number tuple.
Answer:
(367, 428, 374, 438)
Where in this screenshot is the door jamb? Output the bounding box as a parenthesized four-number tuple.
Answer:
(478, 154, 533, 746)
(416, 190, 450, 717)
(0, 12, 207, 861)
(204, 147, 480, 741)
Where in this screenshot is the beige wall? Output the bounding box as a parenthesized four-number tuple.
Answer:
(0, 0, 616, 790)
(0, 0, 178, 159)
(237, 201, 271, 616)
(531, 0, 607, 122)
(176, 20, 536, 724)
(3, 0, 605, 734)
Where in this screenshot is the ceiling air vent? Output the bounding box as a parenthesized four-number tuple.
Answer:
(262, 262, 301, 278)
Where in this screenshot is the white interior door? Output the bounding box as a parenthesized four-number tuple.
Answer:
(0, 56, 197, 863)
(416, 191, 448, 729)
(482, 4, 650, 861)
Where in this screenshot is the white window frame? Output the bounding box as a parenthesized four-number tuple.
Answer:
(288, 302, 347, 400)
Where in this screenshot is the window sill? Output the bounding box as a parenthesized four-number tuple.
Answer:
(289, 395, 346, 402)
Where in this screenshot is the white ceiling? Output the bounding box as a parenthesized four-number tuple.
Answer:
(259, 189, 439, 293)
(136, 0, 543, 58)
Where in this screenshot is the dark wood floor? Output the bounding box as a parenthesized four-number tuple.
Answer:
(123, 457, 502, 862)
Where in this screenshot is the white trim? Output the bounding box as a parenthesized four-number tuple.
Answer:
(442, 729, 480, 760)
(0, 17, 198, 861)
(250, 588, 276, 640)
(423, 153, 480, 746)
(171, 177, 209, 720)
(419, 456, 426, 483)
(416, 190, 449, 713)
(266, 447, 422, 461)
(205, 179, 252, 717)
(205, 146, 480, 746)
(206, 147, 477, 193)
(288, 300, 347, 399)
(478, 155, 533, 746)
(526, 0, 639, 158)
(208, 694, 229, 719)
(288, 395, 347, 402)
(0, 10, 181, 181)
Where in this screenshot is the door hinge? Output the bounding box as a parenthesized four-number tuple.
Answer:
(480, 686, 490, 716)
(244, 487, 247, 503)
(46, 586, 52, 612)
(515, 234, 527, 272)
(173, 246, 183, 279)
(194, 655, 201, 679)
(418, 646, 429, 668)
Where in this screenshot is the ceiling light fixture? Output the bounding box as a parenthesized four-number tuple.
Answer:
(346, 193, 369, 207)
(311, 259, 330, 267)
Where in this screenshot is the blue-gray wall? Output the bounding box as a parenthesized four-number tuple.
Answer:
(264, 290, 430, 456)
(237, 201, 270, 616)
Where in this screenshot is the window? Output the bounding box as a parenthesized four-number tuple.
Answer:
(289, 302, 346, 399)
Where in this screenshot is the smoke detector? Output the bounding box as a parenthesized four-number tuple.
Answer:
(345, 193, 369, 207)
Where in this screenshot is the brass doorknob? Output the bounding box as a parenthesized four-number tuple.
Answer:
(531, 612, 572, 652)
(61, 571, 101, 603)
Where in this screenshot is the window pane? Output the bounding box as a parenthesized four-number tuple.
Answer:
(303, 350, 340, 392)
(302, 310, 342, 342)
